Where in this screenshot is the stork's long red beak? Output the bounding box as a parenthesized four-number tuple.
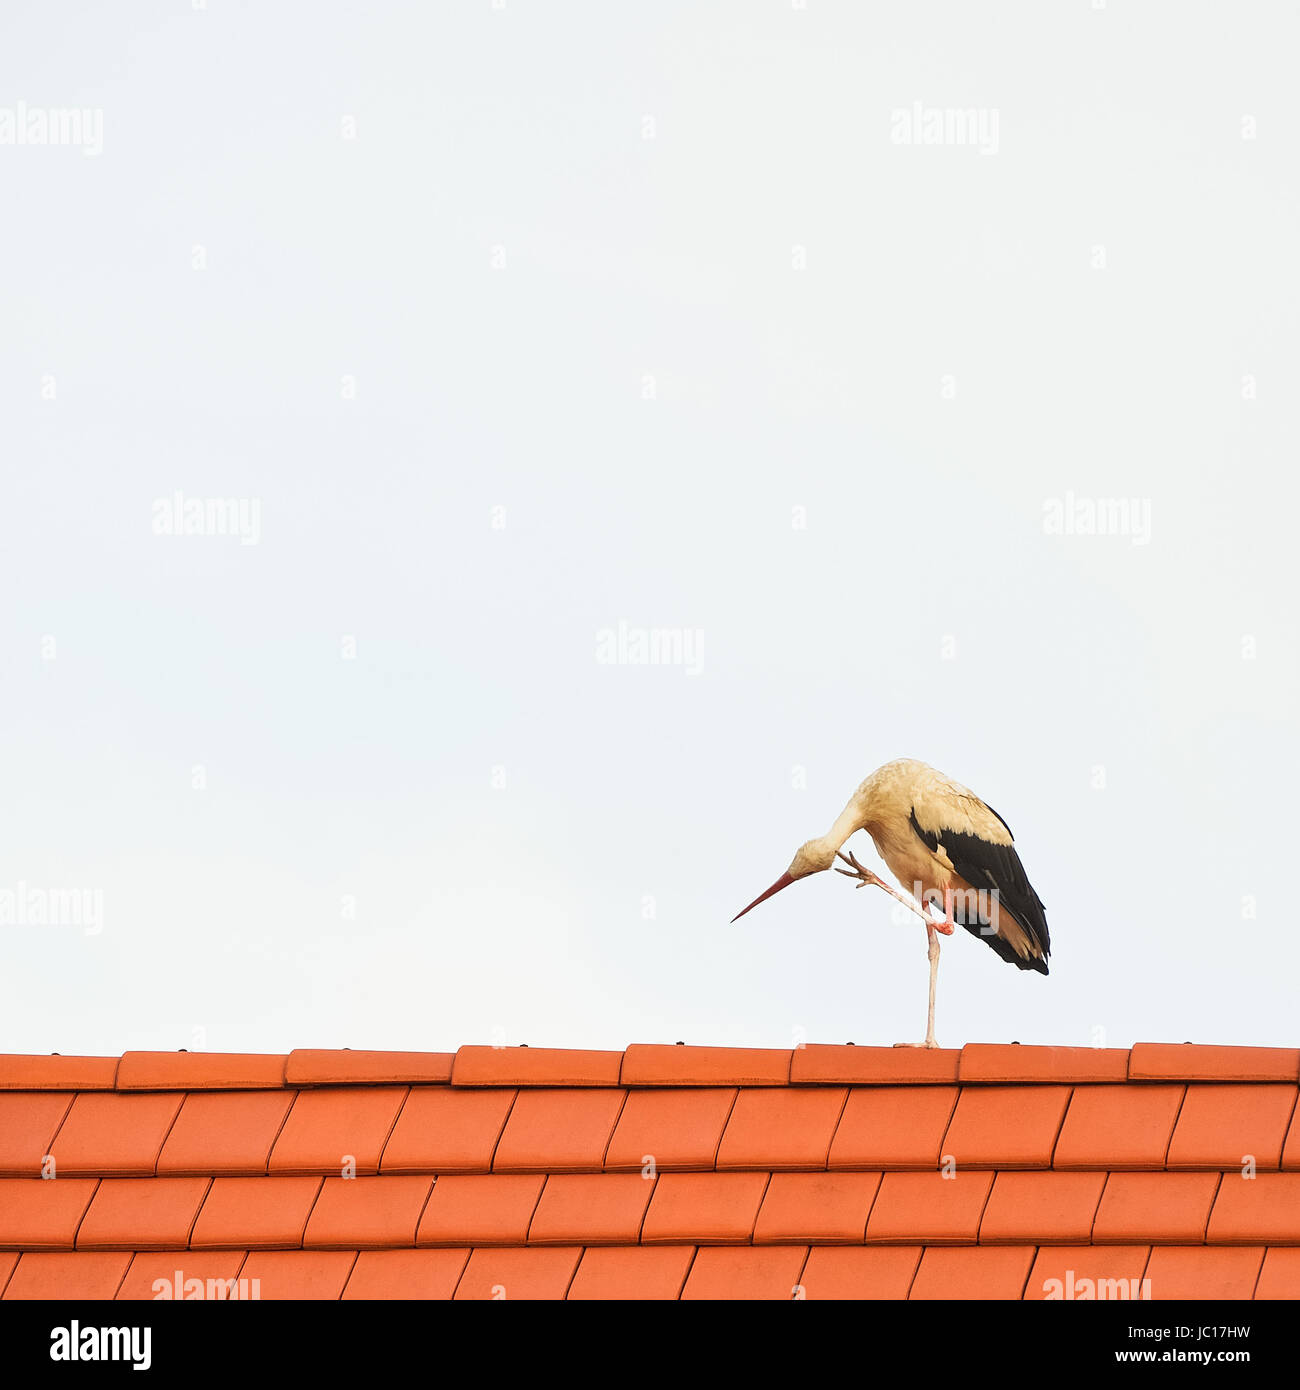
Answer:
(731, 871, 796, 922)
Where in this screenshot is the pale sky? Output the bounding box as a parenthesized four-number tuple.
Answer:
(2, 2, 1297, 1057)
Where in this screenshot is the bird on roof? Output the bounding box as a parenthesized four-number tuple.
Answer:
(732, 758, 1050, 1048)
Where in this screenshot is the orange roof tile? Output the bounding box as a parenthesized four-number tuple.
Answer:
(0, 1092, 73, 1177)
(714, 1086, 848, 1170)
(752, 1172, 881, 1244)
(116, 1251, 247, 1300)
(978, 1171, 1107, 1245)
(1, 1043, 1298, 1299)
(1052, 1084, 1184, 1169)
(864, 1171, 995, 1244)
(1166, 1084, 1297, 1170)
(941, 1085, 1071, 1167)
(268, 1087, 407, 1176)
(452, 1246, 581, 1300)
(76, 1177, 211, 1250)
(641, 1172, 769, 1244)
(301, 1176, 434, 1248)
(156, 1090, 294, 1176)
(49, 1092, 184, 1176)
(1025, 1244, 1150, 1300)
(379, 1086, 516, 1174)
(908, 1245, 1035, 1299)
(116, 1052, 287, 1091)
(238, 1250, 357, 1300)
(1092, 1172, 1221, 1244)
(528, 1174, 656, 1245)
(566, 1245, 695, 1300)
(680, 1245, 808, 1300)
(491, 1088, 625, 1172)
(827, 1085, 959, 1169)
(189, 1176, 323, 1250)
(415, 1175, 545, 1246)
(454, 1047, 622, 1087)
(622, 1044, 791, 1087)
(286, 1050, 453, 1087)
(789, 1045, 959, 1086)
(3, 1251, 131, 1300)
(798, 1245, 922, 1298)
(342, 1248, 469, 1300)
(604, 1087, 736, 1172)
(1143, 1245, 1265, 1299)
(0, 1177, 99, 1250)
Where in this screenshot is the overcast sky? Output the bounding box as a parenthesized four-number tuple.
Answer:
(2, 3, 1296, 1058)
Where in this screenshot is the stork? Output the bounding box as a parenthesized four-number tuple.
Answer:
(732, 759, 1050, 1048)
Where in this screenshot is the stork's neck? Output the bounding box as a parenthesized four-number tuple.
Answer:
(823, 797, 870, 855)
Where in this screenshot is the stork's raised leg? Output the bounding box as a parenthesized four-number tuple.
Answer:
(836, 851, 945, 1048)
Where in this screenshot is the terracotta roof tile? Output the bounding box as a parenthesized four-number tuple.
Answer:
(156, 1091, 294, 1177)
(1052, 1084, 1185, 1170)
(379, 1087, 516, 1174)
(827, 1086, 959, 1169)
(940, 1085, 1071, 1167)
(49, 1092, 184, 1176)
(302, 1176, 434, 1249)
(268, 1087, 407, 1176)
(491, 1089, 625, 1172)
(1025, 1245, 1150, 1300)
(753, 1172, 881, 1244)
(239, 1250, 357, 1300)
(1093, 1172, 1221, 1244)
(453, 1047, 622, 1087)
(641, 1172, 770, 1244)
(1255, 1247, 1300, 1300)
(1130, 1043, 1300, 1083)
(116, 1052, 287, 1091)
(527, 1174, 655, 1245)
(76, 1177, 210, 1250)
(978, 1171, 1107, 1244)
(189, 1176, 323, 1249)
(0, 1092, 73, 1177)
(680, 1245, 808, 1300)
(908, 1245, 1035, 1299)
(0, 1177, 99, 1250)
(342, 1248, 470, 1300)
(0, 1055, 118, 1091)
(865, 1171, 995, 1245)
(1207, 1172, 1300, 1244)
(798, 1245, 922, 1298)
(621, 1044, 791, 1087)
(959, 1044, 1130, 1084)
(452, 1246, 581, 1300)
(1166, 1085, 1297, 1170)
(2, 1251, 131, 1300)
(566, 1245, 695, 1300)
(715, 1087, 848, 1170)
(604, 1088, 736, 1172)
(789, 1045, 959, 1086)
(1143, 1245, 1265, 1299)
(285, 1050, 453, 1087)
(116, 1251, 248, 1300)
(416, 1175, 545, 1246)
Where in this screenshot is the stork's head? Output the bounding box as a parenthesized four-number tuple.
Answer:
(731, 837, 837, 922)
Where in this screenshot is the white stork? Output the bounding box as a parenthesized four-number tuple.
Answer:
(733, 759, 1050, 1048)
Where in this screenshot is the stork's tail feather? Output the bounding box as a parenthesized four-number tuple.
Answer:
(958, 920, 1050, 975)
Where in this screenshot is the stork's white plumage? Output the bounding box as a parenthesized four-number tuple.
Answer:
(733, 759, 1050, 1047)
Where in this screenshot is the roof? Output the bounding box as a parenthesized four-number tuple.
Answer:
(1, 1042, 1298, 1301)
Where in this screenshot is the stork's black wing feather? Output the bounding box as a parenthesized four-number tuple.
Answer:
(908, 808, 1050, 975)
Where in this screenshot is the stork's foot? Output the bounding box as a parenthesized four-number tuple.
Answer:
(892, 1040, 941, 1049)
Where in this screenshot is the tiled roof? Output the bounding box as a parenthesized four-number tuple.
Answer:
(1, 1043, 1298, 1301)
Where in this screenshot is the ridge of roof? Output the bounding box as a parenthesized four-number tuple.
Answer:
(2, 1043, 1296, 1092)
